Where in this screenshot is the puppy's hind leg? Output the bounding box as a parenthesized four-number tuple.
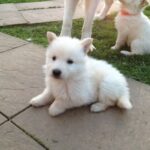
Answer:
(90, 82, 115, 113)
(120, 50, 134, 56)
(121, 39, 144, 56)
(60, 0, 79, 36)
(95, 0, 113, 20)
(117, 95, 132, 110)
(90, 102, 108, 112)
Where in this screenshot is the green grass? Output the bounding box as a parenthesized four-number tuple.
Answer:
(0, 8, 150, 85)
(0, 0, 47, 4)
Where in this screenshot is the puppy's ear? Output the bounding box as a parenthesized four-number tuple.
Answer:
(47, 32, 57, 44)
(81, 38, 93, 53)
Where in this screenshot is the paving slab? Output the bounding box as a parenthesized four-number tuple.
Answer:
(21, 8, 64, 24)
(0, 11, 27, 26)
(0, 4, 17, 12)
(0, 122, 44, 150)
(0, 114, 6, 124)
(0, 32, 28, 52)
(21, 7, 83, 24)
(15, 1, 64, 11)
(0, 42, 45, 117)
(13, 79, 150, 150)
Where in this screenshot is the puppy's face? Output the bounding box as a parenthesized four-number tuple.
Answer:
(44, 32, 92, 80)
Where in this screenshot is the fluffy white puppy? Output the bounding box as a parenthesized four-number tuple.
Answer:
(112, 0, 150, 55)
(30, 32, 132, 116)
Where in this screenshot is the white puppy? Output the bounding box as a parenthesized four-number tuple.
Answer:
(30, 32, 132, 116)
(60, 0, 114, 39)
(112, 0, 150, 55)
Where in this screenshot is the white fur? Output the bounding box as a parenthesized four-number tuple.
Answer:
(30, 32, 132, 116)
(60, 0, 114, 39)
(112, 0, 150, 55)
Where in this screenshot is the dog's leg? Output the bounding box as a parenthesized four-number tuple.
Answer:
(48, 99, 68, 116)
(117, 95, 132, 109)
(111, 32, 127, 50)
(60, 0, 79, 36)
(121, 39, 145, 56)
(95, 0, 113, 20)
(30, 88, 53, 107)
(81, 0, 99, 39)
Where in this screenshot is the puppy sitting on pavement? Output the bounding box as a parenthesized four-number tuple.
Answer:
(30, 32, 132, 116)
(112, 0, 150, 55)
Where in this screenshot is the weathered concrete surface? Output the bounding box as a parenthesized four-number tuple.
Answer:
(0, 122, 45, 150)
(0, 42, 45, 117)
(0, 32, 28, 53)
(0, 11, 27, 26)
(21, 8, 65, 24)
(0, 4, 17, 12)
(13, 79, 150, 150)
(0, 32, 150, 150)
(15, 1, 64, 11)
(21, 6, 83, 24)
(0, 114, 6, 124)
(0, 0, 83, 26)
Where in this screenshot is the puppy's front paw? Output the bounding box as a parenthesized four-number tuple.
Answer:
(90, 44, 96, 51)
(29, 96, 46, 107)
(48, 103, 66, 117)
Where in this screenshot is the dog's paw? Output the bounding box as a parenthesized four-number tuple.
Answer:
(94, 14, 106, 20)
(48, 104, 65, 117)
(120, 50, 132, 56)
(90, 103, 107, 112)
(29, 96, 45, 107)
(90, 44, 96, 51)
(111, 45, 118, 50)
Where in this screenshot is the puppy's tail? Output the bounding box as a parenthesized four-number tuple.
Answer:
(117, 95, 132, 110)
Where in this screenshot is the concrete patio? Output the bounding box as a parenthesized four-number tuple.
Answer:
(0, 0, 150, 149)
(0, 0, 120, 26)
(0, 32, 150, 150)
(0, 0, 81, 26)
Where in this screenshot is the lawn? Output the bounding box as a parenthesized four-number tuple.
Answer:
(0, 7, 150, 85)
(0, 0, 47, 4)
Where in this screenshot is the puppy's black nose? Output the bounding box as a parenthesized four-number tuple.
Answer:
(52, 69, 61, 77)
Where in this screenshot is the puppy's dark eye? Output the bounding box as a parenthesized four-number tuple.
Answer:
(52, 56, 56, 61)
(67, 59, 74, 64)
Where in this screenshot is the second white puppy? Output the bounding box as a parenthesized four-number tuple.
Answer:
(30, 32, 132, 116)
(112, 0, 150, 55)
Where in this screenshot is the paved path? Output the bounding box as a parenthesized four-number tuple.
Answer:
(0, 32, 150, 150)
(0, 0, 83, 26)
(0, 0, 120, 26)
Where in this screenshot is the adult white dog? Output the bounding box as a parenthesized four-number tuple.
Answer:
(112, 0, 150, 55)
(30, 32, 132, 116)
(60, 0, 114, 39)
